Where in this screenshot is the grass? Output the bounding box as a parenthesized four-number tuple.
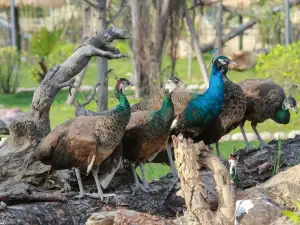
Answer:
(1, 52, 299, 181)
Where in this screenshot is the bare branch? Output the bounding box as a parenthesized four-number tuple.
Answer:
(82, 0, 99, 9)
(107, 0, 127, 24)
(201, 0, 300, 53)
(77, 82, 101, 107)
(189, 0, 218, 10)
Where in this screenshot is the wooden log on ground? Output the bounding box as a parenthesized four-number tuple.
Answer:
(171, 135, 235, 225)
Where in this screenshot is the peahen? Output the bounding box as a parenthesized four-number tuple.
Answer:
(238, 78, 298, 149)
(193, 62, 246, 158)
(122, 82, 175, 190)
(34, 77, 132, 200)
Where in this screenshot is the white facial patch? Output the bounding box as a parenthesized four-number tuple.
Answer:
(171, 119, 178, 130)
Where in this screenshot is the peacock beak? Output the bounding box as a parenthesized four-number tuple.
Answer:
(229, 60, 237, 65)
(292, 107, 298, 114)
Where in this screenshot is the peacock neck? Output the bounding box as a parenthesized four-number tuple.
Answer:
(158, 94, 174, 121)
(202, 64, 225, 98)
(273, 108, 290, 124)
(114, 89, 130, 113)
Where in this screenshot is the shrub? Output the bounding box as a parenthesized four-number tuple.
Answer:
(255, 41, 300, 86)
(0, 47, 20, 94)
(28, 26, 77, 83)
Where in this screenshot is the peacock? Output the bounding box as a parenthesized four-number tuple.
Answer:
(34, 77, 132, 200)
(130, 76, 192, 177)
(170, 56, 237, 140)
(238, 78, 298, 149)
(193, 62, 246, 158)
(122, 83, 175, 191)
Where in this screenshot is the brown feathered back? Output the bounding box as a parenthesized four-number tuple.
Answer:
(131, 87, 195, 117)
(239, 78, 286, 123)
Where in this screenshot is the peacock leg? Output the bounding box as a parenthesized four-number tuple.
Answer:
(251, 122, 269, 149)
(239, 122, 252, 150)
(166, 144, 178, 178)
(86, 167, 116, 201)
(131, 163, 149, 192)
(74, 168, 85, 199)
(139, 162, 150, 189)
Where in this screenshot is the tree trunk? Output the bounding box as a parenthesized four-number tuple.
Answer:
(97, 0, 109, 111)
(130, 0, 170, 98)
(66, 3, 91, 106)
(182, 0, 209, 87)
(171, 135, 235, 225)
(215, 0, 223, 55)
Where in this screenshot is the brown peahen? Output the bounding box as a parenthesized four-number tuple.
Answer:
(34, 77, 132, 200)
(130, 76, 193, 177)
(193, 64, 246, 158)
(122, 83, 175, 190)
(238, 78, 298, 149)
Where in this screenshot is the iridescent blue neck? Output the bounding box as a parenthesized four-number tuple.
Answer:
(115, 89, 130, 112)
(158, 93, 174, 120)
(202, 64, 224, 98)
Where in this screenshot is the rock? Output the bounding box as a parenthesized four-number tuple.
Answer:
(259, 132, 272, 140)
(287, 130, 300, 139)
(260, 164, 300, 210)
(0, 108, 26, 125)
(235, 198, 281, 225)
(85, 209, 173, 225)
(228, 50, 258, 71)
(270, 216, 295, 225)
(273, 132, 287, 140)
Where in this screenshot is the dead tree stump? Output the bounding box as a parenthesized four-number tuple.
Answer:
(172, 135, 235, 225)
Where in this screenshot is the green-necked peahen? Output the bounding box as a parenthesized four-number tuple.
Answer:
(238, 78, 298, 149)
(122, 83, 175, 191)
(192, 61, 246, 158)
(34, 77, 132, 200)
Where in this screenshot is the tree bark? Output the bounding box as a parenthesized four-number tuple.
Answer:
(214, 0, 223, 55)
(171, 135, 235, 225)
(182, 0, 209, 87)
(96, 0, 109, 112)
(66, 3, 91, 105)
(130, 0, 171, 98)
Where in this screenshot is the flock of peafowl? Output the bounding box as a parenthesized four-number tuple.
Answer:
(33, 54, 298, 201)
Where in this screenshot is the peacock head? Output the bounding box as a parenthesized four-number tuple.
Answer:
(283, 97, 298, 114)
(210, 55, 236, 73)
(164, 76, 184, 93)
(115, 78, 133, 94)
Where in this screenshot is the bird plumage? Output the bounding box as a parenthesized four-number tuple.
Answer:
(34, 77, 132, 199)
(238, 78, 298, 149)
(122, 88, 175, 189)
(193, 67, 246, 157)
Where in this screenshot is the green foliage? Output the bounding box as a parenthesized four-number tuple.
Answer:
(114, 40, 131, 54)
(281, 200, 300, 224)
(255, 41, 300, 85)
(0, 47, 20, 94)
(272, 139, 282, 175)
(30, 27, 62, 58)
(28, 26, 76, 83)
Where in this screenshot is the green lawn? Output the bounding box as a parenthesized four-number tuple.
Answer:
(1, 53, 299, 181)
